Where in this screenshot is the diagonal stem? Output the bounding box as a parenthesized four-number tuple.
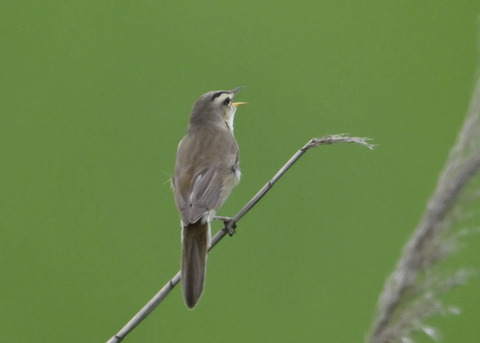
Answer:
(106, 135, 373, 343)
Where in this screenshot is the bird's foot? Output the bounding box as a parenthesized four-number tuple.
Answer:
(213, 216, 237, 236)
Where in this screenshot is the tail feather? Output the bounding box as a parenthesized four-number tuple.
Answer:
(181, 221, 209, 308)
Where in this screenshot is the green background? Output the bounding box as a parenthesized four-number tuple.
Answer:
(2, 1, 480, 342)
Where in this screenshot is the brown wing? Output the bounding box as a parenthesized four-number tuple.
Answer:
(173, 128, 239, 225)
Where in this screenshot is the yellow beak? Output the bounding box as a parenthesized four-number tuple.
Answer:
(232, 102, 247, 107)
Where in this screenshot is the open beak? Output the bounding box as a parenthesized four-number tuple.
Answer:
(232, 102, 247, 107)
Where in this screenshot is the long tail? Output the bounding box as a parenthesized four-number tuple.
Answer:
(181, 221, 209, 308)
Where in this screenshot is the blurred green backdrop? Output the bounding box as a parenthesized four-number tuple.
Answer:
(2, 1, 480, 342)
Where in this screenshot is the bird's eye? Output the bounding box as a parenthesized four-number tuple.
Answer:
(223, 97, 231, 106)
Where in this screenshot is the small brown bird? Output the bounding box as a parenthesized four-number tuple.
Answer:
(172, 87, 246, 308)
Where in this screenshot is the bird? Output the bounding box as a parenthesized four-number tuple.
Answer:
(172, 87, 246, 308)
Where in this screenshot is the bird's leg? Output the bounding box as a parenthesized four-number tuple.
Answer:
(213, 216, 237, 236)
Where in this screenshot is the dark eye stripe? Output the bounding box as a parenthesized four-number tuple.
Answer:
(211, 91, 228, 101)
